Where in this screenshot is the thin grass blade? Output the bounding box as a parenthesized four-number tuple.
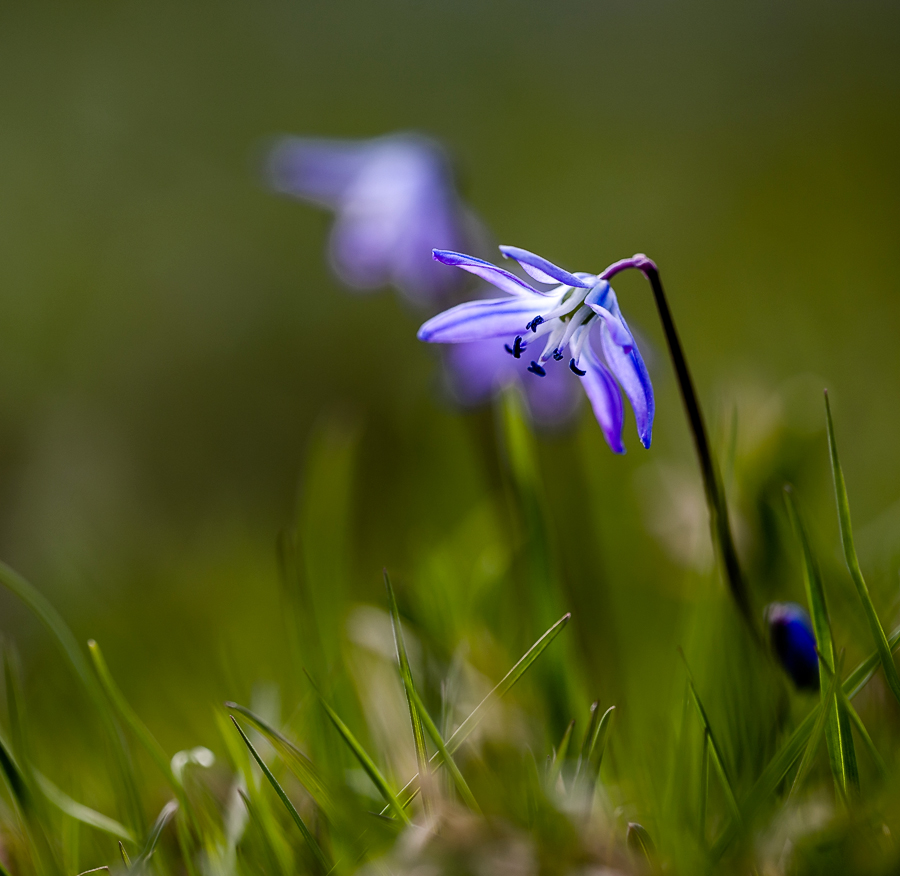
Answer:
(34, 772, 133, 841)
(785, 486, 858, 793)
(712, 622, 900, 859)
(547, 719, 575, 790)
(76, 868, 110, 875)
(680, 653, 741, 826)
(384, 570, 431, 815)
(404, 683, 481, 814)
(0, 562, 143, 830)
(825, 391, 900, 705)
(790, 652, 844, 798)
(132, 800, 178, 870)
(223, 702, 336, 821)
(306, 672, 411, 825)
(118, 841, 131, 867)
(390, 612, 571, 811)
(230, 717, 330, 873)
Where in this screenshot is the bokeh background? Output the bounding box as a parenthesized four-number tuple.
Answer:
(1, 0, 900, 825)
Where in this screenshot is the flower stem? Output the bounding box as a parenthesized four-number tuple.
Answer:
(606, 255, 756, 636)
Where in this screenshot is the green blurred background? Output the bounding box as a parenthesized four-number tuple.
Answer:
(1, 0, 900, 816)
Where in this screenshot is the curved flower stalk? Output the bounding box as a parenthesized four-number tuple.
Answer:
(419, 246, 654, 453)
(267, 133, 470, 305)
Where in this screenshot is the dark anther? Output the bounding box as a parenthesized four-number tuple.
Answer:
(504, 344, 514, 356)
(527, 361, 547, 377)
(552, 349, 564, 361)
(508, 336, 525, 358)
(526, 315, 544, 333)
(569, 358, 586, 376)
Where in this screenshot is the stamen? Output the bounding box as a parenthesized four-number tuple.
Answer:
(527, 361, 546, 377)
(553, 350, 564, 361)
(539, 325, 567, 362)
(569, 359, 586, 376)
(526, 315, 544, 333)
(509, 336, 526, 358)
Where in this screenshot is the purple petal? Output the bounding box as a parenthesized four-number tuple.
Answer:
(580, 344, 625, 454)
(584, 283, 633, 347)
(432, 250, 549, 297)
(418, 296, 544, 343)
(266, 137, 372, 207)
(599, 322, 654, 448)
(499, 246, 593, 288)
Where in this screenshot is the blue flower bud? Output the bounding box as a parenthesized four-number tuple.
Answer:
(765, 602, 819, 691)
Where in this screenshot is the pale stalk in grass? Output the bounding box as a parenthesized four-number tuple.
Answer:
(784, 485, 858, 794)
(384, 570, 432, 818)
(825, 391, 900, 704)
(388, 612, 570, 812)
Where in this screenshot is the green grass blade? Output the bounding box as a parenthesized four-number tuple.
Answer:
(626, 822, 656, 863)
(88, 641, 180, 790)
(681, 654, 741, 826)
(223, 702, 336, 821)
(390, 612, 571, 811)
(34, 772, 133, 842)
(405, 683, 482, 814)
(547, 719, 575, 790)
(444, 612, 571, 755)
(784, 486, 858, 794)
(133, 800, 178, 869)
(229, 717, 330, 873)
(699, 731, 709, 843)
(790, 652, 844, 799)
(817, 660, 888, 777)
(118, 841, 131, 867)
(712, 622, 900, 859)
(0, 562, 143, 830)
(384, 570, 431, 815)
(76, 867, 110, 875)
(306, 672, 411, 825)
(825, 391, 900, 705)
(587, 705, 615, 774)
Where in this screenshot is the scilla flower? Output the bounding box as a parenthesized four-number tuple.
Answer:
(267, 133, 469, 305)
(766, 602, 819, 691)
(418, 246, 654, 452)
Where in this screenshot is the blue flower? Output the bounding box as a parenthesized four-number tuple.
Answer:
(267, 133, 470, 305)
(766, 602, 819, 691)
(418, 246, 655, 452)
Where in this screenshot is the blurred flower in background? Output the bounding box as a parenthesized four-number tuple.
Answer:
(420, 247, 654, 452)
(267, 132, 470, 306)
(266, 132, 583, 427)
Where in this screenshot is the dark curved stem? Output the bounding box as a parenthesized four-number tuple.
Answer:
(605, 255, 756, 637)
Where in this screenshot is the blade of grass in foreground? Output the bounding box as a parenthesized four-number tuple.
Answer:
(825, 391, 900, 705)
(712, 621, 900, 860)
(547, 719, 576, 790)
(306, 672, 411, 825)
(230, 717, 330, 873)
(131, 800, 178, 871)
(405, 682, 482, 814)
(790, 651, 844, 799)
(223, 702, 337, 821)
(680, 652, 741, 826)
(390, 612, 571, 811)
(0, 562, 143, 830)
(384, 571, 431, 816)
(784, 486, 858, 795)
(34, 773, 133, 842)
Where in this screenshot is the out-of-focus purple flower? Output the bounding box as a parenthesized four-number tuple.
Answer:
(419, 246, 654, 453)
(267, 133, 469, 306)
(765, 602, 819, 691)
